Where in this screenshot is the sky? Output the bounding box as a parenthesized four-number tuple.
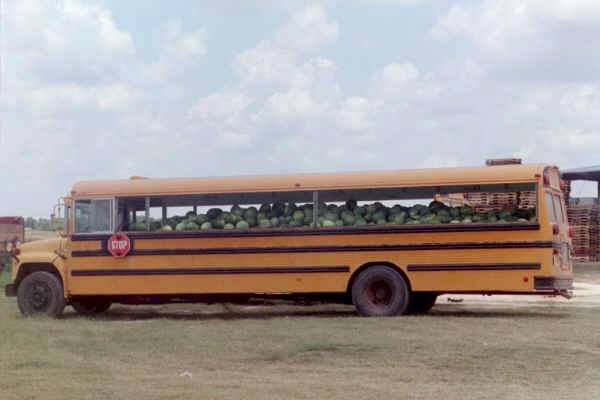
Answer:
(2, 0, 600, 217)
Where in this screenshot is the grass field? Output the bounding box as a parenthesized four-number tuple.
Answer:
(1, 269, 599, 400)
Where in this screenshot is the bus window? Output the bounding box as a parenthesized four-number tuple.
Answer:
(553, 195, 565, 223)
(74, 199, 113, 233)
(316, 183, 537, 227)
(545, 192, 557, 223)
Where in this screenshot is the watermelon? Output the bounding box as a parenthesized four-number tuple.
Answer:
(207, 208, 222, 220)
(195, 214, 208, 225)
(341, 212, 356, 226)
(231, 205, 244, 217)
(292, 210, 305, 222)
(271, 201, 285, 217)
(428, 201, 445, 212)
(460, 206, 473, 217)
(258, 219, 271, 228)
(185, 221, 199, 231)
(354, 217, 367, 226)
(323, 211, 337, 222)
(236, 220, 249, 230)
(450, 207, 461, 219)
(200, 222, 212, 230)
(345, 199, 357, 211)
(390, 212, 406, 225)
(212, 216, 225, 229)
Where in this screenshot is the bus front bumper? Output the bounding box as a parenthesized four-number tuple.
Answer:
(5, 284, 16, 297)
(534, 277, 573, 299)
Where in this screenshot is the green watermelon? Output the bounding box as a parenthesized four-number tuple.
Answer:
(185, 221, 199, 231)
(258, 219, 271, 228)
(236, 220, 249, 230)
(292, 210, 305, 222)
(200, 222, 212, 230)
(206, 208, 222, 220)
(354, 217, 367, 226)
(390, 212, 406, 225)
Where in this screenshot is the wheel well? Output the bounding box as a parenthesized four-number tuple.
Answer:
(15, 263, 63, 288)
(346, 261, 412, 294)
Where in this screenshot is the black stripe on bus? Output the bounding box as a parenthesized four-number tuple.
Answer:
(70, 223, 540, 242)
(71, 265, 350, 277)
(71, 241, 554, 258)
(407, 263, 541, 272)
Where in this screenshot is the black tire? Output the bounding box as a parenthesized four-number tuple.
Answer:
(17, 271, 66, 318)
(351, 266, 411, 316)
(407, 292, 438, 315)
(71, 298, 112, 315)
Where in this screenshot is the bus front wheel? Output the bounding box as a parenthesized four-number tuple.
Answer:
(17, 271, 66, 318)
(351, 266, 411, 316)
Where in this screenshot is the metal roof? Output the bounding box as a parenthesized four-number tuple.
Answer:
(561, 166, 600, 182)
(70, 164, 548, 198)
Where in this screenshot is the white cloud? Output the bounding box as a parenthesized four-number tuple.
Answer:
(431, 0, 600, 67)
(232, 4, 338, 87)
(4, 0, 135, 83)
(141, 21, 208, 84)
(3, 0, 600, 217)
(337, 97, 378, 132)
(373, 62, 420, 89)
(274, 4, 339, 52)
(190, 4, 380, 172)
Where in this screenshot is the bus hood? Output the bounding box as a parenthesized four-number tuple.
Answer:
(18, 237, 63, 257)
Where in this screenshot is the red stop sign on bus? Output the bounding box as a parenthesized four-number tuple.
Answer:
(107, 232, 131, 258)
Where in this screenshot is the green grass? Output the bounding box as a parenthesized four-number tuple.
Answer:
(0, 264, 10, 286)
(1, 272, 599, 399)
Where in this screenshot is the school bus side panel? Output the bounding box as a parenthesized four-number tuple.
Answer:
(66, 227, 552, 296)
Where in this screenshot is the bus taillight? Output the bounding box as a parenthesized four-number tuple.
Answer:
(552, 223, 559, 235)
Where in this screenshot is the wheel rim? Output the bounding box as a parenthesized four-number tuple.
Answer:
(28, 282, 52, 311)
(366, 279, 393, 306)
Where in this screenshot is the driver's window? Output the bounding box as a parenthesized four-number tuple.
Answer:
(75, 199, 113, 233)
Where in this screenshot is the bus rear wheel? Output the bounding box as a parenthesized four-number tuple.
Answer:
(351, 266, 410, 316)
(71, 298, 112, 315)
(407, 293, 438, 315)
(17, 271, 66, 318)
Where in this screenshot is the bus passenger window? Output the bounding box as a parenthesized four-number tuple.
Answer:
(545, 193, 557, 223)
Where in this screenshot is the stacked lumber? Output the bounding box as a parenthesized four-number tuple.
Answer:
(567, 203, 599, 262)
(464, 191, 536, 213)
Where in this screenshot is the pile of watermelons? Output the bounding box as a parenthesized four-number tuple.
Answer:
(128, 200, 536, 232)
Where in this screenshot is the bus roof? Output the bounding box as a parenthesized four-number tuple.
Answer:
(71, 164, 548, 198)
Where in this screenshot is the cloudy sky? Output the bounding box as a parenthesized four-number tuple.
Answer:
(2, 0, 600, 216)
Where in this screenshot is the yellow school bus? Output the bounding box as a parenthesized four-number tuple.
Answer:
(5, 163, 573, 317)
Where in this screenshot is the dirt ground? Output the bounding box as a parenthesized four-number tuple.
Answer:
(24, 229, 58, 242)
(438, 265, 600, 309)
